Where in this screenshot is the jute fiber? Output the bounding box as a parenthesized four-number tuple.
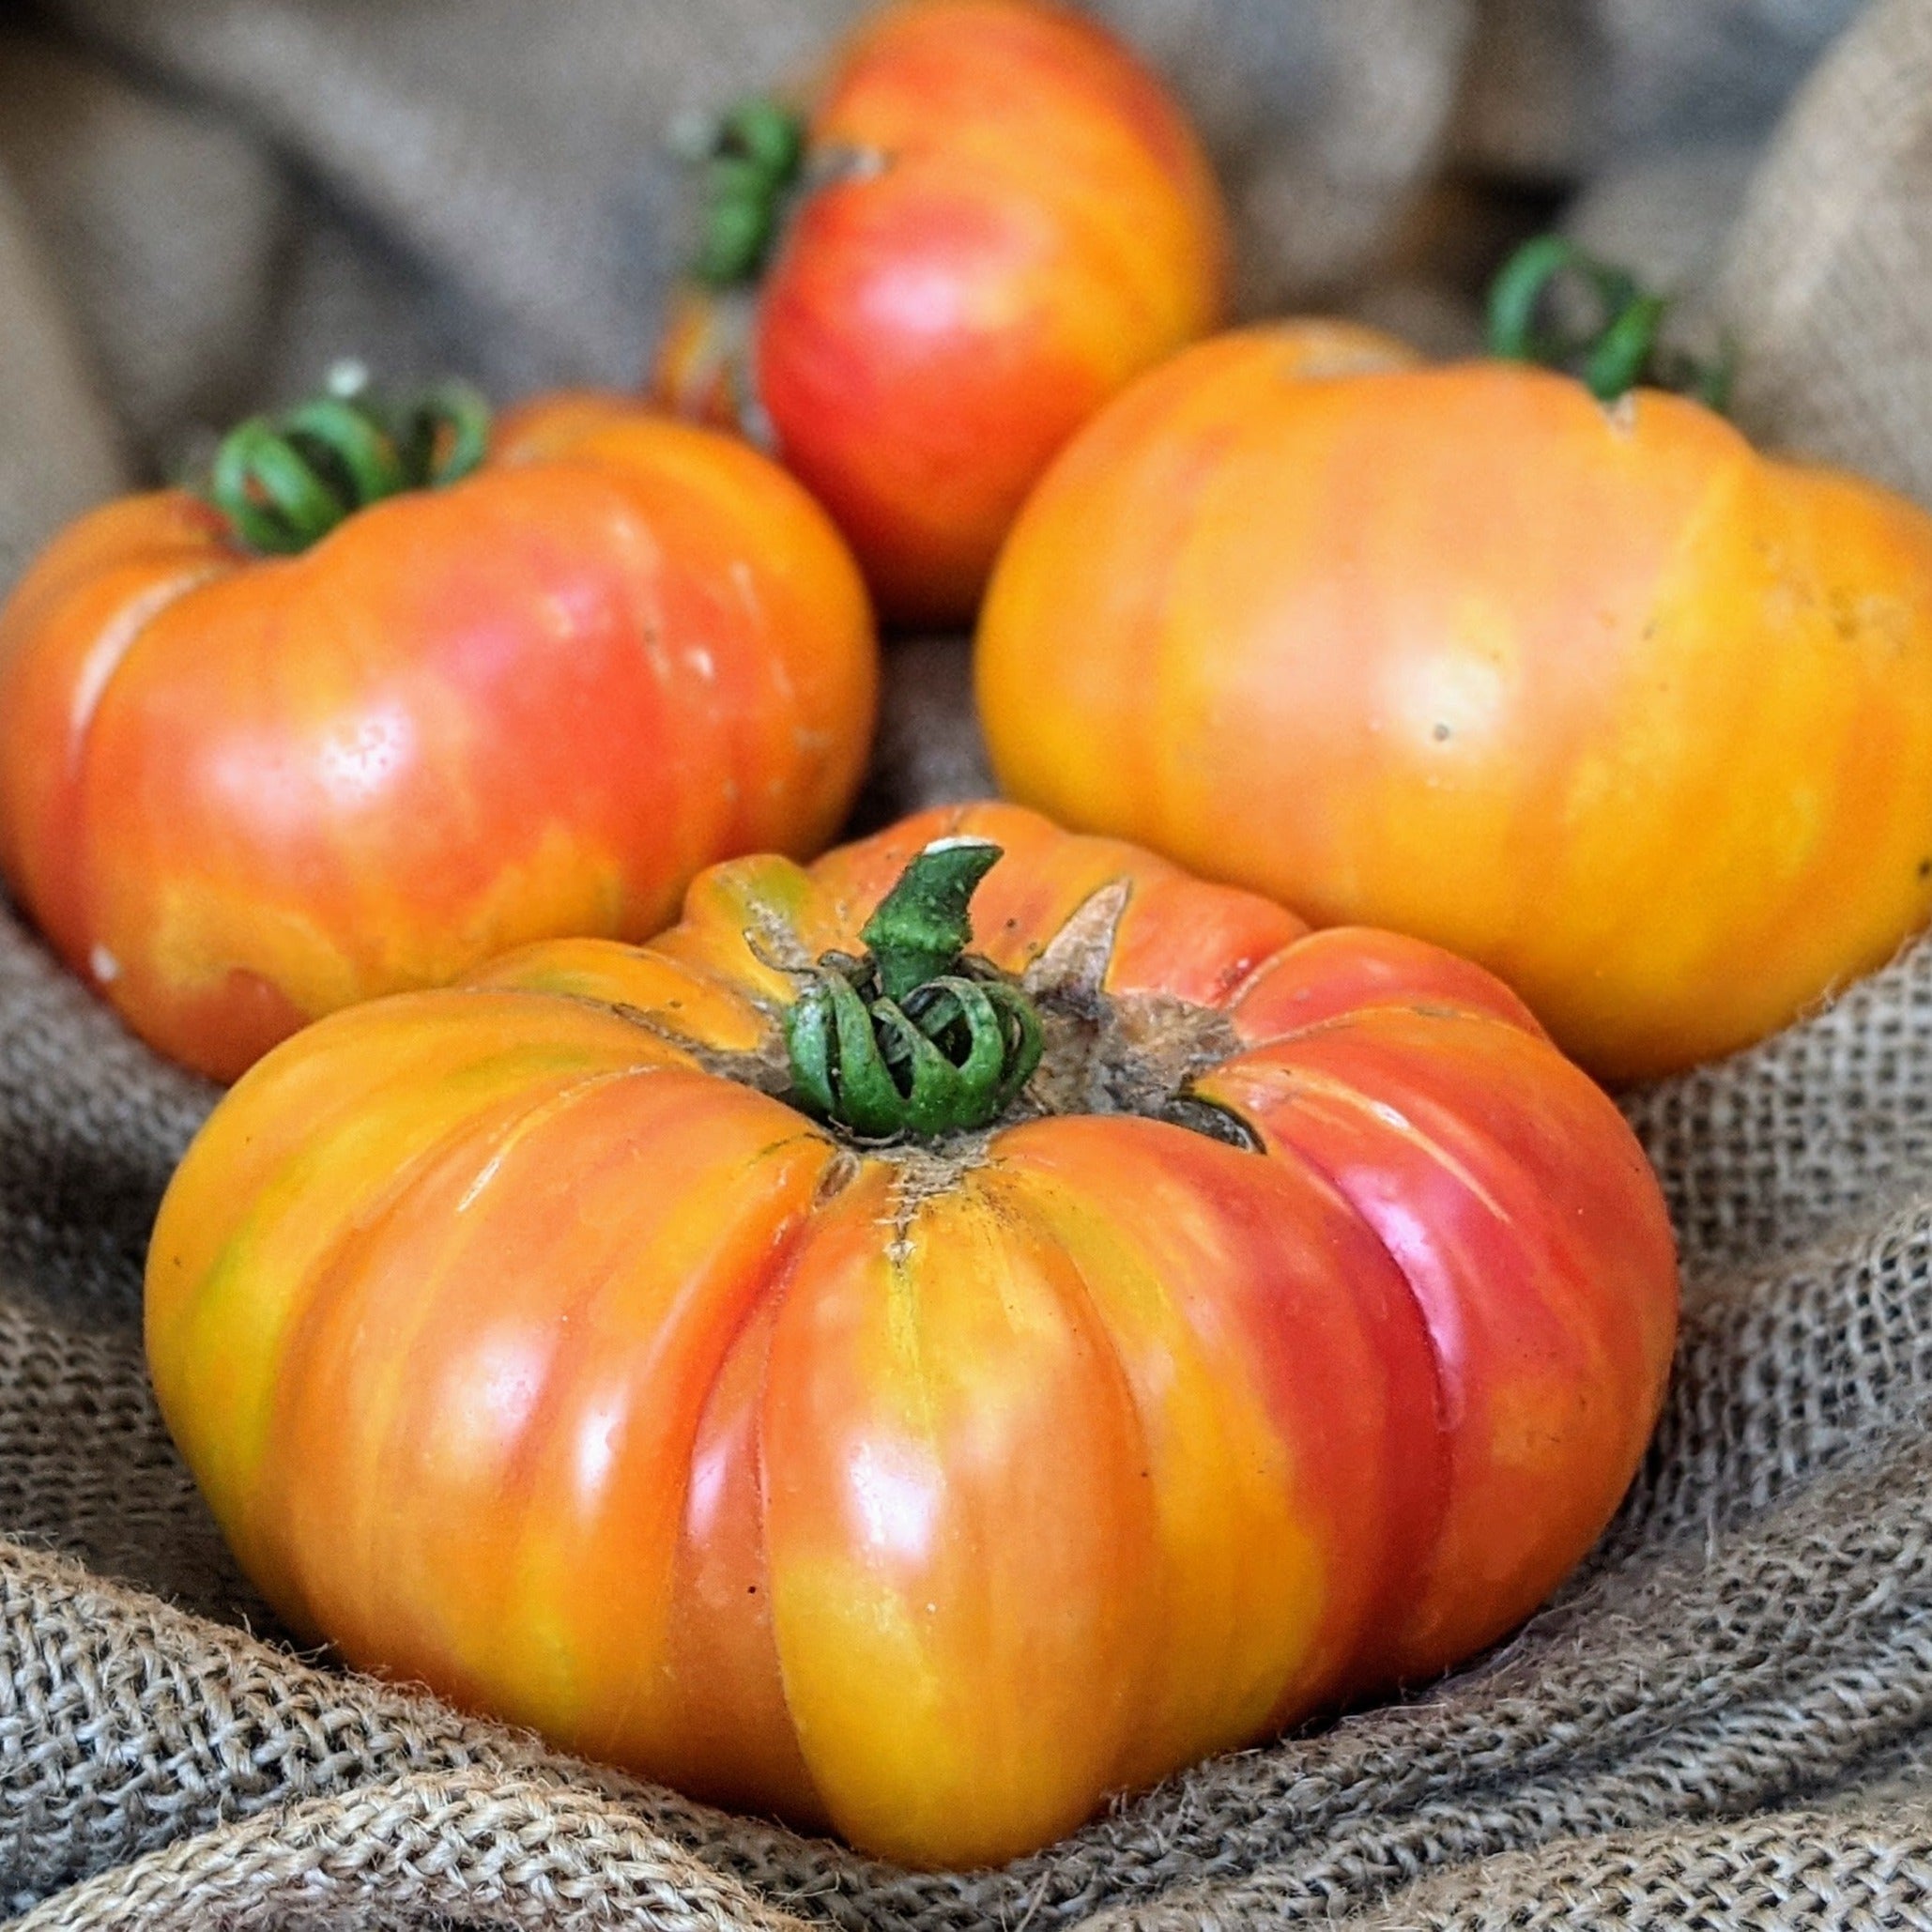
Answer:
(5, 0, 1932, 1924)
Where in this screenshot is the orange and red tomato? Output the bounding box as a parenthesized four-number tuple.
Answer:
(653, 0, 1231, 628)
(977, 324, 1932, 1081)
(147, 803, 1678, 1867)
(0, 389, 877, 1081)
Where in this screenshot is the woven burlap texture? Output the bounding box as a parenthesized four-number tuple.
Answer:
(5, 0, 1932, 1924)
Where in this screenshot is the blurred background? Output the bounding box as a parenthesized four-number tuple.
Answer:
(1, 0, 1924, 603)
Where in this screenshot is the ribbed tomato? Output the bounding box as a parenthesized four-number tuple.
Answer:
(146, 802, 1677, 1869)
(0, 384, 877, 1081)
(652, 0, 1230, 627)
(977, 316, 1932, 1081)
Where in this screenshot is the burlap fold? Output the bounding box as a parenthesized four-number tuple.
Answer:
(6, 0, 1932, 1924)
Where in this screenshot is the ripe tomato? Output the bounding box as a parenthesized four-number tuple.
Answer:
(977, 320, 1932, 1081)
(652, 0, 1230, 628)
(0, 384, 877, 1081)
(147, 802, 1677, 1868)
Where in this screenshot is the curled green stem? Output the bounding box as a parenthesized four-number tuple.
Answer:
(784, 839, 1045, 1141)
(205, 377, 492, 556)
(679, 94, 808, 289)
(1487, 235, 1735, 412)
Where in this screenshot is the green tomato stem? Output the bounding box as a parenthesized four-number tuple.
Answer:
(684, 94, 808, 290)
(784, 840, 1046, 1141)
(1487, 234, 1734, 411)
(205, 377, 492, 556)
(862, 838, 1002, 1003)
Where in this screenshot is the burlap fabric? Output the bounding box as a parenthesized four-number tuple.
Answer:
(5, 0, 1932, 1924)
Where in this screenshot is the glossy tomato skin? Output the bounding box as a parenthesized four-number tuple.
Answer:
(653, 0, 1231, 628)
(0, 392, 877, 1081)
(147, 802, 1678, 1869)
(976, 328, 1932, 1081)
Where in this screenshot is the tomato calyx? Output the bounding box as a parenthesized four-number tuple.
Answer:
(777, 843, 1260, 1153)
(1487, 235, 1736, 412)
(205, 367, 491, 555)
(785, 838, 1046, 1141)
(676, 95, 810, 290)
(673, 94, 887, 295)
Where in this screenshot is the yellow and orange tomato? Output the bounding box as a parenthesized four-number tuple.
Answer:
(653, 0, 1230, 628)
(147, 802, 1677, 1868)
(0, 385, 877, 1081)
(977, 319, 1932, 1081)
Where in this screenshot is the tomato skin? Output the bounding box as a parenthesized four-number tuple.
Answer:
(652, 0, 1230, 628)
(147, 803, 1677, 1869)
(976, 329, 1932, 1081)
(0, 393, 878, 1081)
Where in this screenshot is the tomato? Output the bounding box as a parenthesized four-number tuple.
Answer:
(976, 315, 1932, 1081)
(0, 383, 877, 1081)
(146, 801, 1677, 1868)
(652, 0, 1230, 628)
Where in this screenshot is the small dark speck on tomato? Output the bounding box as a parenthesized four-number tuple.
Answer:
(747, 1584, 758, 1594)
(1432, 723, 1451, 743)
(1919, 859, 1931, 880)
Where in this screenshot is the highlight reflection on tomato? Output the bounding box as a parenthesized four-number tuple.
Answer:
(147, 803, 1678, 1869)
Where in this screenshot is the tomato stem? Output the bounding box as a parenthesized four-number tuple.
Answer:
(1487, 235, 1735, 412)
(785, 840, 1045, 1140)
(862, 837, 1001, 1001)
(205, 375, 492, 556)
(680, 95, 808, 289)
